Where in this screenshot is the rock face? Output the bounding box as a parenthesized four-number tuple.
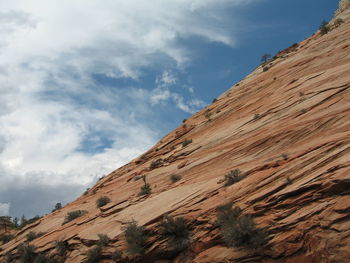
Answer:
(1, 3, 350, 263)
(333, 0, 350, 20)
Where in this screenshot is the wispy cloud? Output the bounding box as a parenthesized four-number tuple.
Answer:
(151, 71, 206, 113)
(156, 71, 178, 87)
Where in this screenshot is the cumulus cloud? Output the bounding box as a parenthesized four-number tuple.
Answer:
(0, 0, 257, 217)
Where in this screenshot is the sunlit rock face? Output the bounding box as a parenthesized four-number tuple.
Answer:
(332, 0, 350, 22)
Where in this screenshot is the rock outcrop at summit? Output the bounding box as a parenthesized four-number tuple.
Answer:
(1, 1, 350, 262)
(333, 0, 350, 21)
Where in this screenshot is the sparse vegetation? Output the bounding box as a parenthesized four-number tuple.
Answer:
(63, 210, 88, 224)
(150, 159, 162, 169)
(261, 54, 272, 64)
(0, 234, 14, 244)
(82, 234, 110, 263)
(19, 215, 41, 229)
(124, 220, 148, 255)
(139, 175, 152, 196)
(96, 196, 111, 208)
(26, 231, 44, 242)
(13, 217, 19, 228)
(18, 243, 36, 263)
(263, 66, 269, 72)
(97, 233, 110, 247)
(159, 216, 190, 251)
(216, 202, 241, 226)
(52, 202, 62, 212)
(32, 253, 59, 263)
(334, 18, 344, 27)
(319, 20, 330, 35)
(282, 153, 288, 160)
(285, 43, 299, 53)
(84, 246, 102, 263)
(3, 227, 58, 262)
(182, 139, 192, 147)
(111, 250, 122, 262)
(4, 252, 13, 263)
(170, 174, 182, 183)
(139, 184, 152, 196)
(286, 176, 293, 185)
(216, 203, 268, 249)
(253, 113, 261, 120)
(0, 216, 16, 231)
(224, 169, 244, 186)
(204, 110, 212, 119)
(212, 98, 218, 103)
(55, 240, 69, 257)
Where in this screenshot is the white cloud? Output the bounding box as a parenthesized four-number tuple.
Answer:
(156, 71, 178, 87)
(0, 203, 10, 216)
(0, 0, 246, 79)
(151, 89, 172, 105)
(151, 71, 206, 113)
(0, 0, 258, 216)
(0, 97, 155, 186)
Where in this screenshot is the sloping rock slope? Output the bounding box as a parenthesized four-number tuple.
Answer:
(1, 1, 350, 262)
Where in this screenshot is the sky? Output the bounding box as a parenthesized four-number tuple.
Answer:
(0, 0, 339, 218)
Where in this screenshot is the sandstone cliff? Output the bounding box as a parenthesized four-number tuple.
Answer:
(1, 2, 350, 263)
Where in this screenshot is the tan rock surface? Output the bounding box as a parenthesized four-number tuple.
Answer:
(1, 2, 350, 263)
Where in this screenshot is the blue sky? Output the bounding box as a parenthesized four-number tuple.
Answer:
(0, 0, 339, 218)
